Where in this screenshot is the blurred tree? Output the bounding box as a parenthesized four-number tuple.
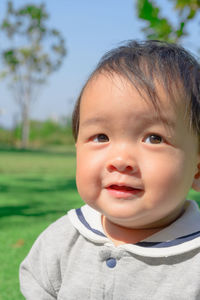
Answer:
(0, 1, 66, 148)
(136, 0, 200, 43)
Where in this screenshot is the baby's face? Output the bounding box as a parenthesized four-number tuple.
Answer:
(75, 73, 200, 229)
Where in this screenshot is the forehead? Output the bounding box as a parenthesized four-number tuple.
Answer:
(79, 73, 186, 126)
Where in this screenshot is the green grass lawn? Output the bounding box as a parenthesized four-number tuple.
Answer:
(0, 147, 83, 300)
(0, 147, 200, 300)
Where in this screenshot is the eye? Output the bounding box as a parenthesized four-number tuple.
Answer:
(144, 134, 163, 144)
(92, 134, 109, 143)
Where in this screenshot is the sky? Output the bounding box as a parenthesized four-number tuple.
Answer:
(0, 0, 199, 128)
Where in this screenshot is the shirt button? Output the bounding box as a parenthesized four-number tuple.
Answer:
(106, 257, 117, 268)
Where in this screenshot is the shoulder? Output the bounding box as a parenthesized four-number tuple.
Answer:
(34, 213, 79, 256)
(25, 204, 104, 260)
(43, 213, 77, 239)
(20, 212, 81, 295)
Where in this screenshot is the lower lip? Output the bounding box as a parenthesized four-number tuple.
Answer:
(106, 187, 143, 199)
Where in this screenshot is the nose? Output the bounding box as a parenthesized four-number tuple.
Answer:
(106, 146, 138, 174)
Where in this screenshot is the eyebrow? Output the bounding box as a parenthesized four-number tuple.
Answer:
(143, 115, 175, 129)
(81, 117, 108, 127)
(81, 115, 176, 130)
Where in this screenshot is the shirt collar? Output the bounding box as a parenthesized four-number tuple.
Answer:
(68, 200, 200, 257)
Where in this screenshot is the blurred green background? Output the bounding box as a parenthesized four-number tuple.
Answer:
(0, 145, 84, 300)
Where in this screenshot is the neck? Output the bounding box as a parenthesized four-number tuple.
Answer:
(102, 216, 164, 246)
(102, 202, 187, 246)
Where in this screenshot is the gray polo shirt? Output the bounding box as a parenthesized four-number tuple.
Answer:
(20, 200, 200, 299)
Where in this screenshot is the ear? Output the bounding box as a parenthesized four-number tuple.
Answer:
(192, 163, 200, 192)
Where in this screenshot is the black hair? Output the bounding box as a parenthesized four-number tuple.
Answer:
(72, 40, 200, 141)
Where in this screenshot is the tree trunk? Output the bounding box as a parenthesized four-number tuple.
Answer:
(21, 97, 30, 149)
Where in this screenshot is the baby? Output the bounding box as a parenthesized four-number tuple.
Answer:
(20, 40, 200, 299)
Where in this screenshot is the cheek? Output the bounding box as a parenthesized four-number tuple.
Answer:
(75, 149, 104, 201)
(76, 150, 103, 177)
(142, 151, 193, 199)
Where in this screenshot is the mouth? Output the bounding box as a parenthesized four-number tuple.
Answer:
(106, 184, 143, 199)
